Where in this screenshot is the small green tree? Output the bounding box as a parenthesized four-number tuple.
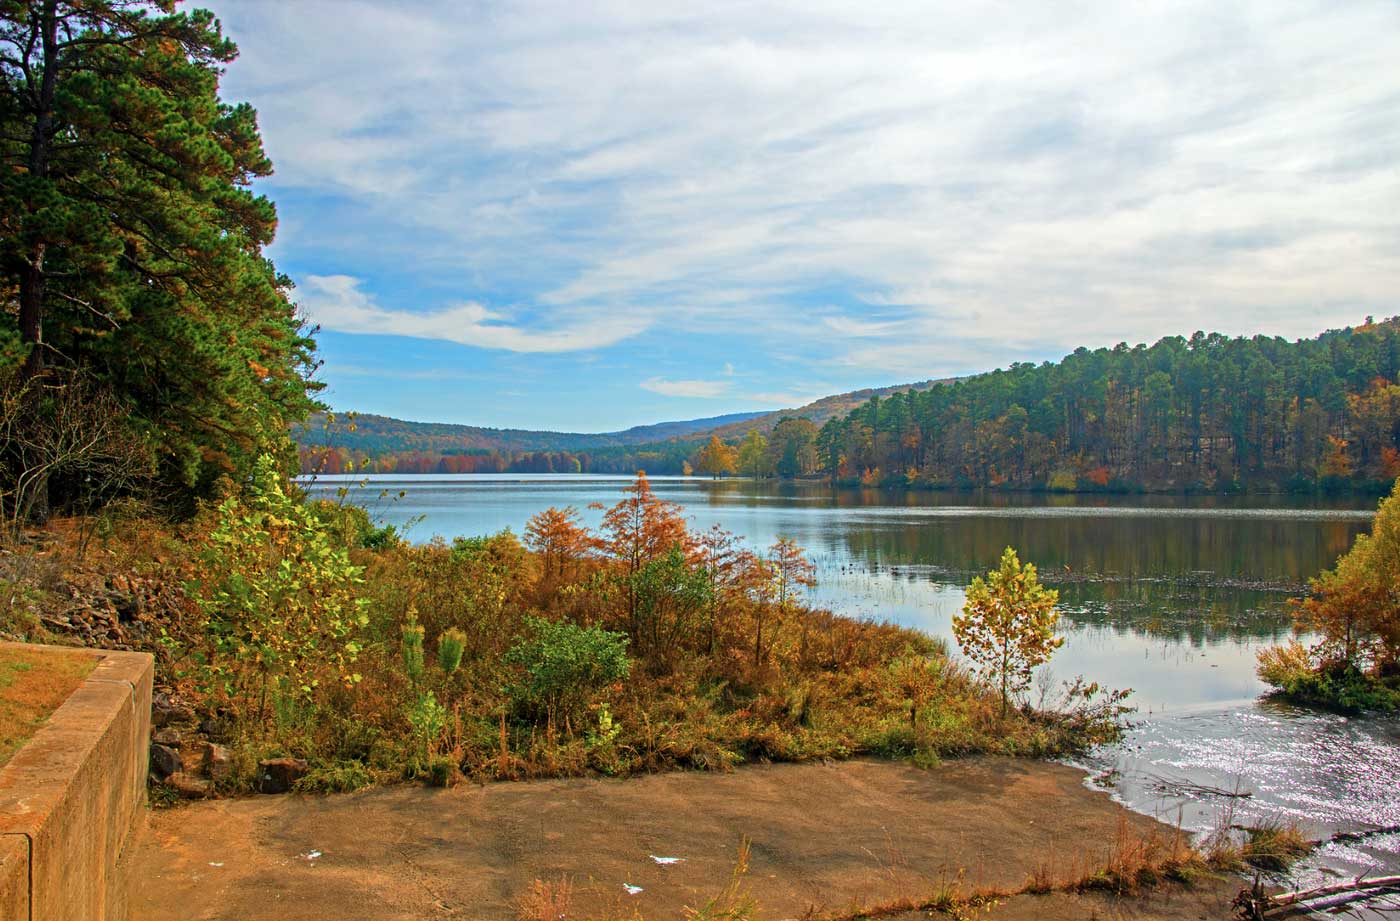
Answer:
(190, 455, 368, 729)
(737, 429, 770, 479)
(631, 546, 713, 668)
(504, 616, 630, 729)
(953, 547, 1063, 716)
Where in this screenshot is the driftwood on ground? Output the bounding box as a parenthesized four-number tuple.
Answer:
(1147, 774, 1252, 799)
(1331, 823, 1400, 844)
(1235, 874, 1400, 920)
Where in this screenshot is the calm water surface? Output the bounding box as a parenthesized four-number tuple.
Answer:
(304, 474, 1395, 897)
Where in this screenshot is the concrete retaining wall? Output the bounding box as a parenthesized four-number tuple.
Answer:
(0, 644, 154, 921)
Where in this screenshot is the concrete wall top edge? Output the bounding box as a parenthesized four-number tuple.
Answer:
(0, 646, 153, 835)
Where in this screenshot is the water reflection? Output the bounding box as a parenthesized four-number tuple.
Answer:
(1078, 703, 1400, 905)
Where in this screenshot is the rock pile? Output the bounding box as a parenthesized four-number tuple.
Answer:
(37, 570, 175, 650)
(146, 691, 311, 799)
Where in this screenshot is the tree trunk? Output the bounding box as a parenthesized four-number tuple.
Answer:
(20, 0, 59, 375)
(15, 2, 60, 523)
(18, 250, 45, 377)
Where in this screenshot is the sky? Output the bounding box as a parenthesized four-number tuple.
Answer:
(216, 0, 1400, 432)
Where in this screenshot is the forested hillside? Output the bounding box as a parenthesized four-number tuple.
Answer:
(705, 378, 954, 439)
(305, 320, 1400, 493)
(814, 319, 1400, 492)
(294, 383, 949, 476)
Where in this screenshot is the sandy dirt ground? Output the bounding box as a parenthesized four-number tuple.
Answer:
(126, 757, 1240, 920)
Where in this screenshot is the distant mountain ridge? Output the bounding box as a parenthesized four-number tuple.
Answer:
(295, 409, 774, 456)
(295, 379, 963, 459)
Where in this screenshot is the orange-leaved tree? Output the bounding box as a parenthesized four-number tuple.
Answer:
(694, 435, 738, 478)
(524, 505, 596, 584)
(769, 537, 817, 663)
(597, 472, 692, 639)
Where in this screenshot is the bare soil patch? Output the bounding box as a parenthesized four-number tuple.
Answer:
(0, 644, 95, 767)
(127, 757, 1237, 920)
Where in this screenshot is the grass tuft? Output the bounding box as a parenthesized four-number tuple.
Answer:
(1241, 818, 1312, 872)
(518, 876, 573, 921)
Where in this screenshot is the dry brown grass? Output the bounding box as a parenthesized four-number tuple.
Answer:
(0, 645, 95, 766)
(1061, 817, 1203, 894)
(1241, 818, 1313, 873)
(518, 876, 574, 921)
(815, 819, 1217, 921)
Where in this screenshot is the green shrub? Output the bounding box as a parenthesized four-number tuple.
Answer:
(423, 754, 459, 787)
(1256, 640, 1313, 689)
(305, 500, 373, 550)
(1258, 638, 1400, 712)
(296, 761, 376, 794)
(188, 455, 368, 728)
(505, 616, 630, 727)
(361, 524, 401, 550)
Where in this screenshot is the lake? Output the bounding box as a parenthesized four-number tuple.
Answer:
(302, 473, 1397, 895)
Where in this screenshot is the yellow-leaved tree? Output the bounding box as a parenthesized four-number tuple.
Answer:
(1290, 478, 1400, 672)
(953, 546, 1063, 715)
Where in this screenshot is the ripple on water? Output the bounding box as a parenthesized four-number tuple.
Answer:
(1078, 703, 1400, 901)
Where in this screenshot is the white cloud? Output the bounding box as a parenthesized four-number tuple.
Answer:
(823, 316, 906, 338)
(640, 377, 731, 398)
(222, 0, 1400, 377)
(743, 390, 827, 408)
(299, 275, 650, 353)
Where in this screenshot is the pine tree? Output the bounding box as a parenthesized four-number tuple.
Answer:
(1, 1, 320, 512)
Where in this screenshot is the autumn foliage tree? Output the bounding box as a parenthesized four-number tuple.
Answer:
(768, 537, 817, 663)
(694, 435, 738, 478)
(953, 547, 1063, 715)
(1290, 478, 1400, 672)
(524, 505, 595, 584)
(596, 472, 692, 640)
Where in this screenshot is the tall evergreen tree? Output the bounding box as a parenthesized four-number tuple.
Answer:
(0, 0, 320, 512)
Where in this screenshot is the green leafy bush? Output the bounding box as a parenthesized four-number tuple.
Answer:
(361, 524, 401, 550)
(188, 455, 368, 728)
(1261, 659, 1400, 713)
(505, 616, 630, 726)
